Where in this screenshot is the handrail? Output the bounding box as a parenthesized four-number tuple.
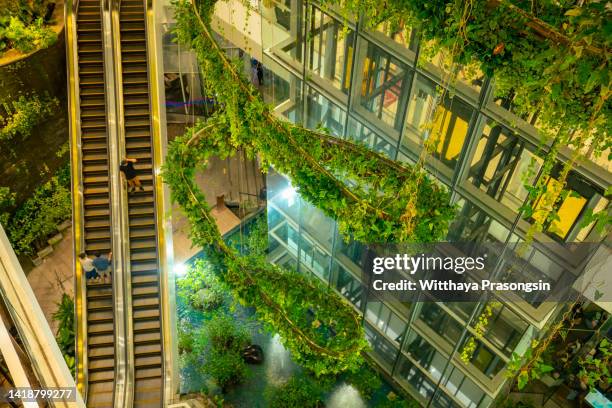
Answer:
(64, 0, 88, 400)
(101, 0, 130, 406)
(145, 0, 178, 403)
(109, 0, 135, 406)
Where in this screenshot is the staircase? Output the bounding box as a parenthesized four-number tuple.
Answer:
(75, 0, 115, 406)
(119, 1, 164, 406)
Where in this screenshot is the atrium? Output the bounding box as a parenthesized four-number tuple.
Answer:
(0, 0, 610, 407)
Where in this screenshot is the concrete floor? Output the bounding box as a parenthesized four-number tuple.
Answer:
(27, 138, 264, 333)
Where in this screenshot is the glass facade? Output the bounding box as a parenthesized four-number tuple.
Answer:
(257, 1, 611, 406)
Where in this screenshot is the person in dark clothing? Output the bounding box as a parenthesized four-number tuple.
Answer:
(256, 62, 264, 86)
(120, 157, 144, 193)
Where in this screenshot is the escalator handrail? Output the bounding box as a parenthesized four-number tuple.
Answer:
(145, 0, 179, 402)
(64, 0, 89, 400)
(108, 0, 135, 406)
(99, 0, 131, 406)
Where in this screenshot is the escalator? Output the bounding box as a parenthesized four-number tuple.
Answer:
(74, 0, 116, 406)
(118, 1, 164, 406)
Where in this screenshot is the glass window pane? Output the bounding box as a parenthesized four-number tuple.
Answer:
(396, 356, 437, 401)
(261, 0, 304, 64)
(403, 77, 474, 170)
(365, 322, 399, 371)
(261, 58, 304, 123)
(365, 300, 407, 346)
(305, 87, 346, 136)
(374, 19, 417, 51)
(418, 303, 464, 345)
(306, 6, 354, 94)
(347, 117, 397, 158)
(359, 41, 411, 130)
(331, 261, 363, 309)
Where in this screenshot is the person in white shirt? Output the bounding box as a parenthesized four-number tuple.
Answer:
(78, 252, 99, 282)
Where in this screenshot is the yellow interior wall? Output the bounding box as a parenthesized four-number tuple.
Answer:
(431, 106, 467, 160)
(533, 178, 587, 238)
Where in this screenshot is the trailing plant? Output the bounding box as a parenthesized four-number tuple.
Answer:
(164, 122, 370, 375)
(171, 0, 455, 244)
(460, 301, 499, 363)
(52, 294, 75, 376)
(6, 163, 71, 255)
(576, 337, 611, 391)
(317, 0, 611, 240)
(265, 375, 325, 408)
(0, 93, 59, 141)
(505, 298, 587, 392)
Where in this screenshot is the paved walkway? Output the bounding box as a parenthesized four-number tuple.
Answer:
(27, 150, 263, 332)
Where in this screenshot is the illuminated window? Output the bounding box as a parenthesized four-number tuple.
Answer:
(403, 75, 473, 169)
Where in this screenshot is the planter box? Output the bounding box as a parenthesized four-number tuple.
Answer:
(47, 232, 63, 246)
(31, 256, 44, 267)
(37, 245, 54, 259)
(57, 219, 72, 232)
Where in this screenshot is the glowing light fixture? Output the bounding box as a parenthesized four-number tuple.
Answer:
(173, 262, 187, 277)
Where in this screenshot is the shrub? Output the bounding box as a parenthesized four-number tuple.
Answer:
(0, 93, 60, 141)
(7, 166, 71, 255)
(192, 287, 223, 311)
(190, 313, 252, 392)
(0, 16, 57, 55)
(205, 313, 250, 353)
(177, 259, 227, 311)
(203, 347, 248, 391)
(178, 321, 195, 354)
(265, 376, 324, 408)
(52, 294, 75, 376)
(0, 186, 15, 226)
(377, 391, 421, 408)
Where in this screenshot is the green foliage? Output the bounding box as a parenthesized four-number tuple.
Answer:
(320, 0, 611, 239)
(0, 16, 57, 55)
(346, 366, 382, 400)
(460, 302, 498, 363)
(52, 294, 75, 376)
(204, 348, 248, 391)
(178, 259, 226, 311)
(0, 93, 59, 141)
(577, 338, 611, 391)
(184, 313, 251, 391)
(178, 321, 195, 354)
(265, 376, 325, 408)
(6, 164, 71, 255)
(170, 0, 455, 244)
(0, 186, 15, 226)
(507, 338, 555, 390)
(205, 313, 251, 353)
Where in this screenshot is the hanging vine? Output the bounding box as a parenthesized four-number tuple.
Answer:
(164, 122, 369, 376)
(171, 0, 456, 244)
(320, 0, 611, 240)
